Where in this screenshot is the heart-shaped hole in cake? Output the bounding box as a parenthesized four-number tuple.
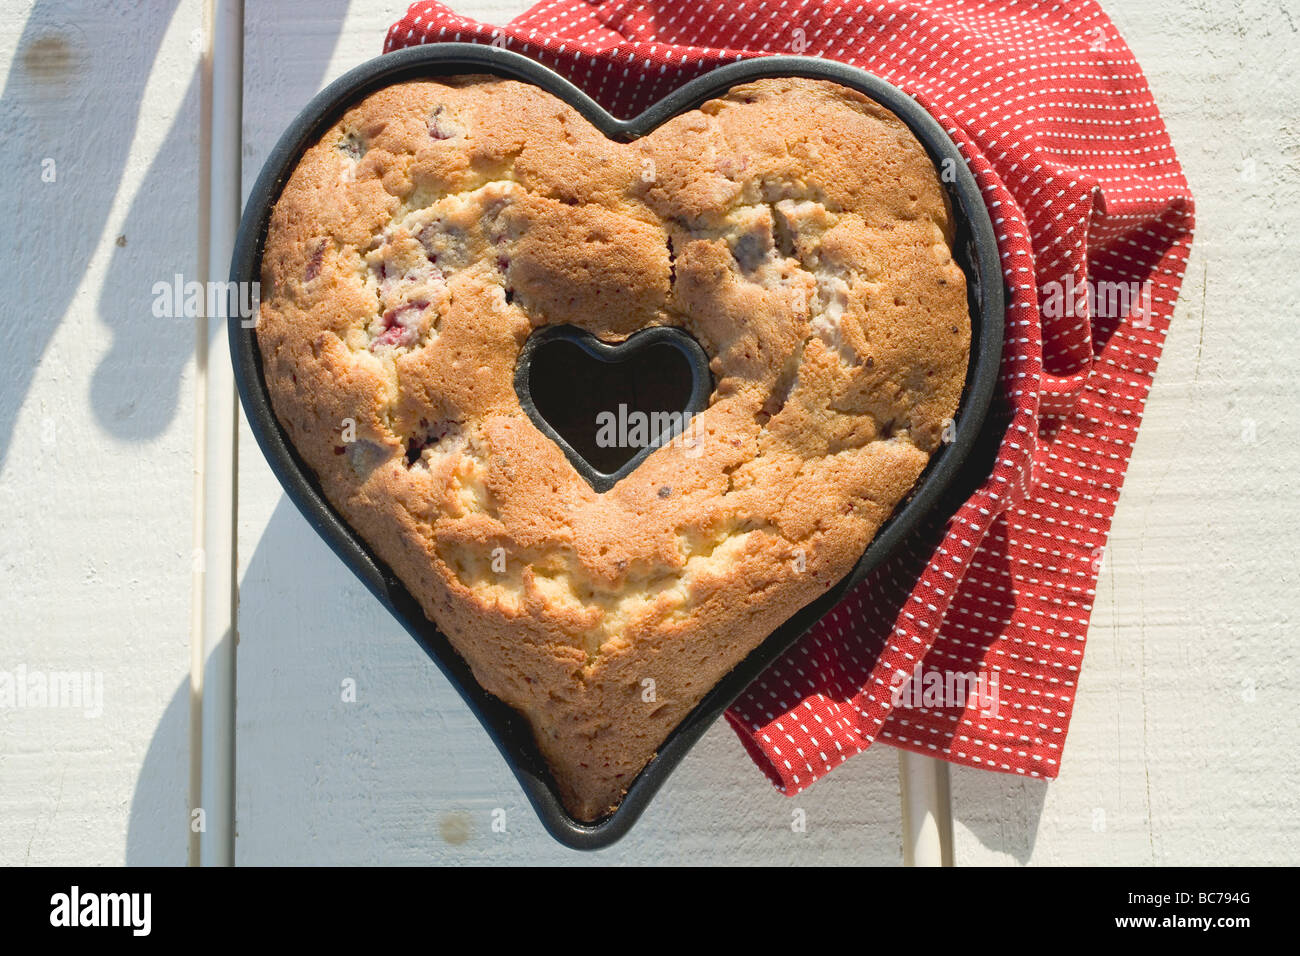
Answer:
(516, 326, 713, 492)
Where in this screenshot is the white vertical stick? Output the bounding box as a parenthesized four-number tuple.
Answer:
(899, 750, 954, 866)
(197, 0, 243, 867)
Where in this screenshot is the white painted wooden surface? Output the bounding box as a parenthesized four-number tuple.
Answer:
(1, 0, 1297, 865)
(0, 0, 201, 865)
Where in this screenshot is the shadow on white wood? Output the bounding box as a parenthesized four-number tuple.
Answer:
(0, 0, 200, 865)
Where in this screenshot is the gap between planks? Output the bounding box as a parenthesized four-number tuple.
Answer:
(191, 0, 241, 867)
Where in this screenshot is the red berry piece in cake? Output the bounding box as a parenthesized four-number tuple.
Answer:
(304, 239, 327, 282)
(369, 299, 429, 351)
(427, 105, 465, 141)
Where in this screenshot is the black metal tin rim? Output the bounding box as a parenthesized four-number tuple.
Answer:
(229, 43, 1005, 851)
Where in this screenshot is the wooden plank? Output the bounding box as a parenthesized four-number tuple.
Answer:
(0, 0, 202, 865)
(235, 0, 906, 864)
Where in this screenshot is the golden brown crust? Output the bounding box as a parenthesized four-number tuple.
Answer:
(256, 75, 970, 820)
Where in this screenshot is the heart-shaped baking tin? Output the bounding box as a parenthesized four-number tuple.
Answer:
(230, 43, 1004, 850)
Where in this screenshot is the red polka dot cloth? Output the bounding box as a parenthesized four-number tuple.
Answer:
(386, 1, 1195, 794)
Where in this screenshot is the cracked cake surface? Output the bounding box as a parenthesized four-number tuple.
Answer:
(256, 74, 970, 820)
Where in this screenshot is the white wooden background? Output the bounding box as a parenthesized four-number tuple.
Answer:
(1, 0, 1296, 865)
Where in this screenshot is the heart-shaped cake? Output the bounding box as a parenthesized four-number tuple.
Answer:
(255, 73, 970, 821)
